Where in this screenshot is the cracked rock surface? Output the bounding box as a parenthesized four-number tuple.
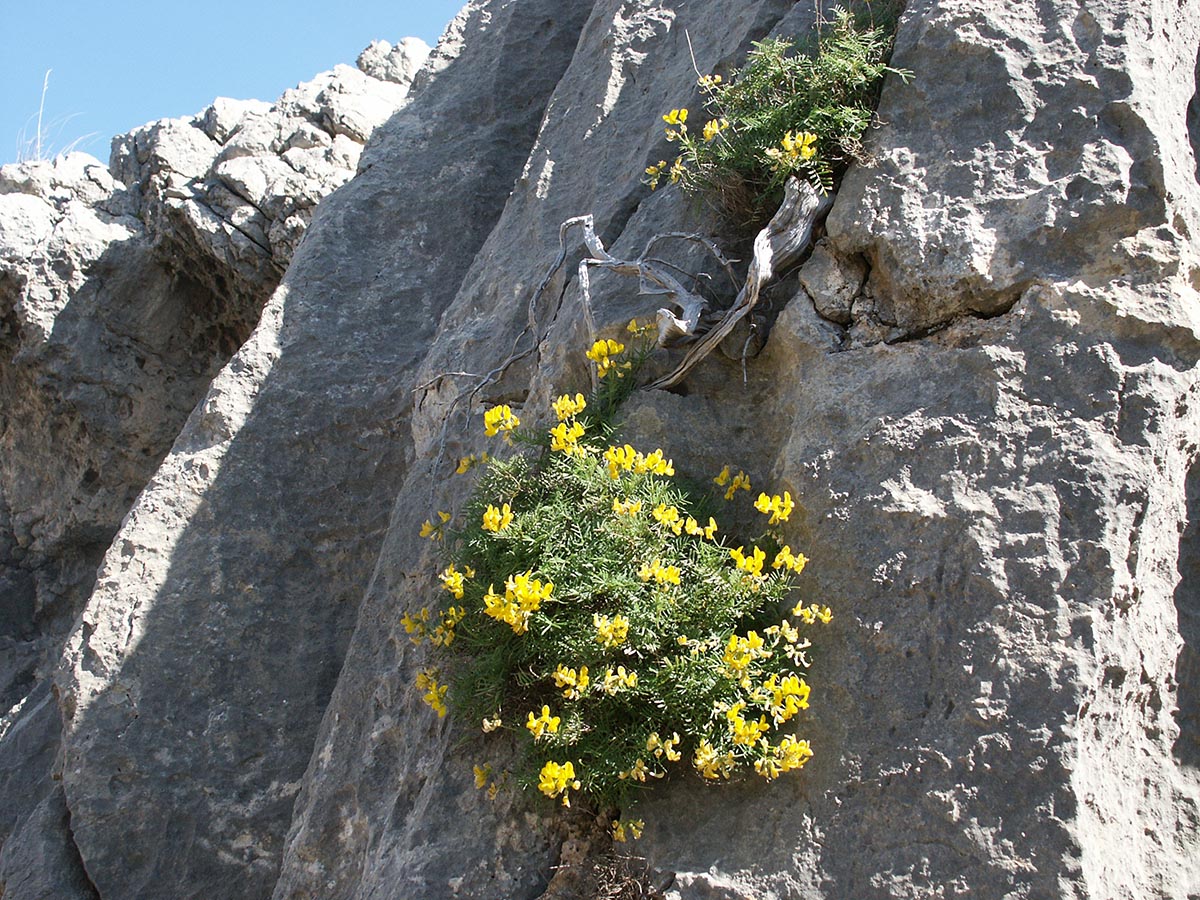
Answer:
(3, 0, 1200, 898)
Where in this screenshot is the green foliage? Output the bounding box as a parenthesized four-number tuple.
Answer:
(409, 335, 830, 831)
(645, 6, 911, 223)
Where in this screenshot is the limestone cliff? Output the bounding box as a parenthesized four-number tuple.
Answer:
(3, 0, 1200, 898)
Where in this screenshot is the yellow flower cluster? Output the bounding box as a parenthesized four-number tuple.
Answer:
(760, 673, 810, 724)
(777, 130, 818, 162)
(482, 502, 513, 533)
(754, 491, 795, 525)
(619, 757, 664, 782)
(646, 731, 682, 761)
(419, 510, 451, 540)
(593, 613, 630, 648)
(483, 571, 553, 634)
(526, 704, 561, 740)
(549, 420, 586, 456)
(611, 497, 643, 517)
(439, 563, 474, 600)
(552, 392, 587, 422)
(702, 117, 729, 142)
(403, 605, 466, 648)
(793, 602, 833, 625)
(585, 339, 630, 379)
(538, 760, 580, 806)
(456, 452, 490, 474)
(773, 545, 808, 574)
(693, 739, 736, 780)
(553, 664, 590, 700)
(754, 735, 813, 781)
(611, 818, 645, 842)
(415, 669, 448, 717)
(730, 545, 767, 579)
(603, 444, 674, 480)
(600, 665, 638, 695)
(723, 631, 770, 685)
(483, 404, 520, 438)
(697, 73, 723, 89)
(662, 107, 688, 126)
(627, 317, 656, 337)
(638, 557, 681, 586)
(726, 702, 771, 746)
(714, 465, 751, 500)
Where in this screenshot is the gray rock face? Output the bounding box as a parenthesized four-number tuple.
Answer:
(0, 36, 428, 900)
(54, 4, 591, 899)
(2, 0, 1199, 898)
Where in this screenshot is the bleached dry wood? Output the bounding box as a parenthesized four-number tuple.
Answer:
(642, 177, 833, 391)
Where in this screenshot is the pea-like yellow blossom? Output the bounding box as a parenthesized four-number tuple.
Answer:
(668, 156, 687, 184)
(693, 740, 735, 780)
(619, 758, 660, 782)
(792, 602, 833, 625)
(611, 497, 643, 517)
(730, 545, 767, 579)
(483, 571, 553, 634)
(723, 631, 769, 682)
(538, 760, 581, 806)
(438, 563, 473, 600)
(549, 420, 586, 456)
(754, 491, 795, 525)
(418, 510, 452, 540)
(603, 444, 673, 479)
(627, 317, 656, 337)
(756, 735, 814, 780)
(415, 669, 448, 717)
(773, 545, 808, 574)
(726, 702, 770, 745)
(552, 392, 587, 421)
(647, 731, 682, 762)
(611, 818, 645, 842)
(474, 763, 492, 789)
(552, 664, 590, 700)
(697, 73, 723, 89)
(702, 117, 729, 141)
(652, 504, 683, 535)
(762, 673, 810, 723)
(600, 666, 638, 695)
(455, 452, 490, 474)
(483, 404, 520, 438)
(481, 502, 513, 533)
(481, 716, 502, 733)
(714, 466, 751, 500)
(593, 613, 630, 648)
(525, 705, 561, 740)
(638, 558, 682, 586)
(662, 108, 689, 125)
(430, 605, 466, 647)
(644, 160, 669, 190)
(401, 607, 431, 644)
(585, 339, 630, 379)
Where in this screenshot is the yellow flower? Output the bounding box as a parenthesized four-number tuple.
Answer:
(482, 571, 553, 634)
(626, 317, 656, 337)
(600, 665, 638, 695)
(549, 419, 586, 456)
(773, 545, 808, 574)
(730, 545, 766, 579)
(593, 613, 630, 648)
(723, 631, 770, 681)
(481, 716, 502, 733)
(668, 156, 686, 184)
(611, 497, 643, 517)
(693, 739, 733, 780)
(662, 108, 688, 125)
(697, 73, 723, 89)
(401, 607, 430, 644)
(726, 704, 770, 746)
(716, 467, 750, 500)
(781, 130, 818, 161)
(482, 502, 513, 533)
(647, 731, 682, 761)
(611, 819, 644, 842)
(552, 392, 587, 422)
(757, 735, 814, 780)
(644, 160, 668, 190)
(483, 404, 520, 438)
(704, 517, 719, 540)
(438, 563, 469, 600)
(792, 602, 833, 626)
(702, 117, 729, 141)
(619, 758, 660, 782)
(754, 491, 795, 525)
(585, 338, 630, 379)
(415, 669, 448, 717)
(637, 558, 681, 586)
(525, 704, 562, 740)
(474, 764, 492, 789)
(538, 760, 581, 806)
(418, 510, 452, 540)
(652, 504, 682, 534)
(552, 664, 591, 700)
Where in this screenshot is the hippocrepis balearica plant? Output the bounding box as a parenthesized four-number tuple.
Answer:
(408, 323, 830, 842)
(645, 6, 911, 223)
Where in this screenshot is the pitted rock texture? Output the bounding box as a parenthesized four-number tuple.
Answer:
(3, 0, 1200, 898)
(54, 4, 590, 899)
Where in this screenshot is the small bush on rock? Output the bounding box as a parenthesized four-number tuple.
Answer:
(645, 6, 910, 222)
(408, 328, 829, 835)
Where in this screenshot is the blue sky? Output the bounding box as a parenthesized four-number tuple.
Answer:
(1, 1, 465, 166)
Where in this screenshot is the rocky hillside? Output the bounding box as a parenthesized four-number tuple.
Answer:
(3, 0, 1200, 898)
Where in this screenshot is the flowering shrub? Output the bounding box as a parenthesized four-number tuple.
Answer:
(645, 7, 910, 221)
(409, 334, 830, 833)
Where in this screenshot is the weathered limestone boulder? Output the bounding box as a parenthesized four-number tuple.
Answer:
(274, 0, 1200, 898)
(54, 3, 592, 899)
(0, 35, 428, 900)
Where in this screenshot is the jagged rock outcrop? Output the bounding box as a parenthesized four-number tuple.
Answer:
(2, 0, 1199, 898)
(0, 37, 427, 900)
